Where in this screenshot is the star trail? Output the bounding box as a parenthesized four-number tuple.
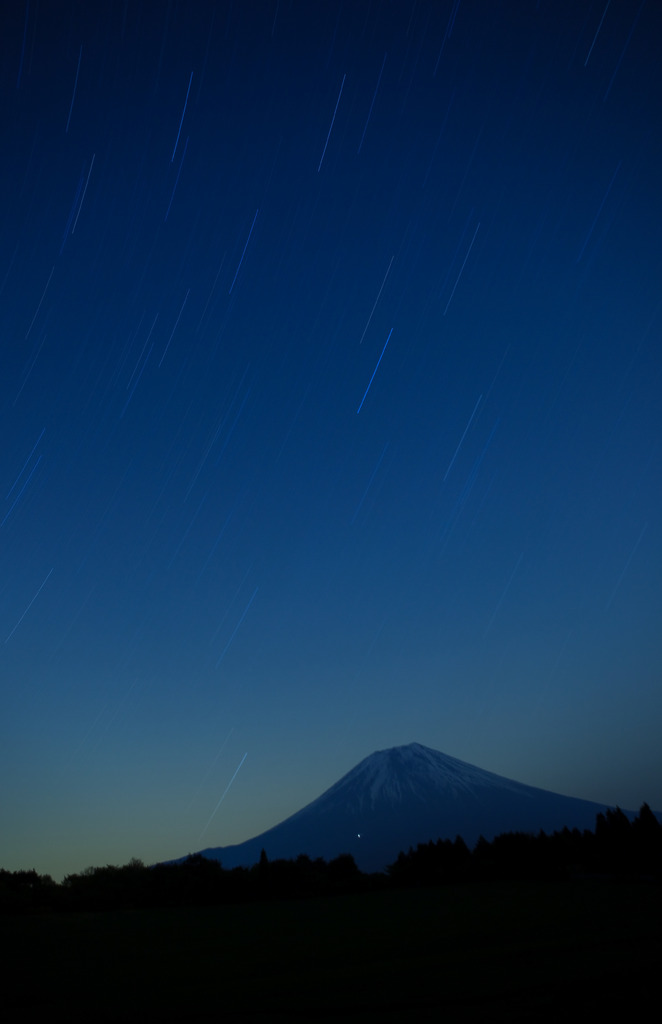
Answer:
(1, 0, 660, 880)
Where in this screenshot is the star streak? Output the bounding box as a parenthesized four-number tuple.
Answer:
(200, 752, 248, 840)
(357, 328, 393, 414)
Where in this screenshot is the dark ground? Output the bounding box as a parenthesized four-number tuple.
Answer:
(3, 880, 660, 1021)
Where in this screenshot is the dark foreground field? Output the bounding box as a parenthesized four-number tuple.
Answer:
(4, 880, 660, 1021)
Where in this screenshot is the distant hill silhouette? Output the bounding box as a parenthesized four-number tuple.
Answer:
(173, 742, 633, 872)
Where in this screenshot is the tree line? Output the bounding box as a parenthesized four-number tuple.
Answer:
(2, 803, 660, 913)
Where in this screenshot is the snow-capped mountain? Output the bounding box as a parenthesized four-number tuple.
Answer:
(178, 742, 628, 873)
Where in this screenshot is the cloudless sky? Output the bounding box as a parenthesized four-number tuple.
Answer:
(1, 0, 660, 880)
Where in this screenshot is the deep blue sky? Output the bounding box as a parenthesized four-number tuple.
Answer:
(1, 0, 660, 880)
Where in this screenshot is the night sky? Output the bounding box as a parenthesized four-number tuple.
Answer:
(2, 0, 660, 880)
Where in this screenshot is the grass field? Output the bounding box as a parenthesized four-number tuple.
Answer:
(4, 880, 660, 1021)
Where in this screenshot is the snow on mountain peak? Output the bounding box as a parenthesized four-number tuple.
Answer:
(304, 741, 527, 816)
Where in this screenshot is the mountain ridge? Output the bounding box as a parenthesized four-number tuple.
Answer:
(174, 742, 636, 873)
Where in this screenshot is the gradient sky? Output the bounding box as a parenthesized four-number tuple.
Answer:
(1, 0, 660, 880)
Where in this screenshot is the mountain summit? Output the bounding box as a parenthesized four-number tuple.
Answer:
(182, 742, 622, 873)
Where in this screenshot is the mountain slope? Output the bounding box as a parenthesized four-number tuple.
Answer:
(179, 742, 628, 873)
